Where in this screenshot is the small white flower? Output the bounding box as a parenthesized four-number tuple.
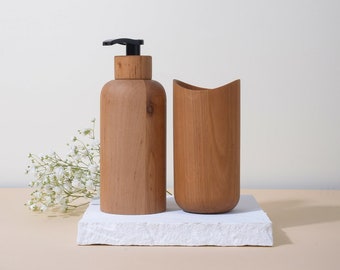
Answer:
(44, 185, 53, 194)
(63, 182, 71, 191)
(55, 195, 64, 204)
(34, 191, 42, 199)
(54, 167, 64, 180)
(91, 139, 100, 148)
(67, 144, 76, 155)
(53, 186, 62, 194)
(46, 165, 53, 174)
(29, 204, 37, 211)
(44, 196, 52, 205)
(42, 177, 50, 185)
(88, 164, 98, 174)
(78, 148, 88, 157)
(73, 154, 81, 161)
(65, 166, 73, 175)
(85, 180, 95, 191)
(72, 178, 84, 189)
(27, 166, 36, 176)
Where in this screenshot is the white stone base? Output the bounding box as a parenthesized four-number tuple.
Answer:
(77, 195, 273, 246)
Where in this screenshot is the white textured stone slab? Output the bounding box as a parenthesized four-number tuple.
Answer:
(77, 195, 273, 246)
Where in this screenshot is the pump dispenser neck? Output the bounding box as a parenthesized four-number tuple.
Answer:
(103, 38, 152, 80)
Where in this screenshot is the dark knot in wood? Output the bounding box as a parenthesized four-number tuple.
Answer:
(147, 103, 154, 115)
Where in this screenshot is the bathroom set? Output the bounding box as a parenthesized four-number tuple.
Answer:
(100, 38, 240, 215)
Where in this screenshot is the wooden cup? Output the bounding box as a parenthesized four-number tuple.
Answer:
(173, 79, 240, 213)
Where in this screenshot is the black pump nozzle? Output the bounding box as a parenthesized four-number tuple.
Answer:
(103, 38, 144, 55)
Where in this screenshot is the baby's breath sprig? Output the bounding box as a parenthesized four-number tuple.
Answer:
(25, 119, 100, 212)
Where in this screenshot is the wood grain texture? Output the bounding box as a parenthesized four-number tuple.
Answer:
(100, 79, 166, 214)
(173, 79, 240, 214)
(114, 56, 152, 80)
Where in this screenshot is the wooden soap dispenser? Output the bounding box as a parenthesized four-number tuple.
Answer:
(100, 38, 166, 215)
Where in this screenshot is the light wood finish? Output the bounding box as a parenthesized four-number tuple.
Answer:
(100, 56, 166, 215)
(3, 188, 340, 270)
(114, 56, 152, 80)
(174, 79, 240, 213)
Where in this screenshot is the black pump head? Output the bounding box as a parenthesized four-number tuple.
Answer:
(103, 38, 144, 55)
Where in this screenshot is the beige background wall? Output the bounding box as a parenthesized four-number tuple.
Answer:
(1, 0, 339, 188)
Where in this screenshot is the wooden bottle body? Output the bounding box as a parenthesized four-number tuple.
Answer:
(173, 79, 240, 214)
(100, 79, 166, 215)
